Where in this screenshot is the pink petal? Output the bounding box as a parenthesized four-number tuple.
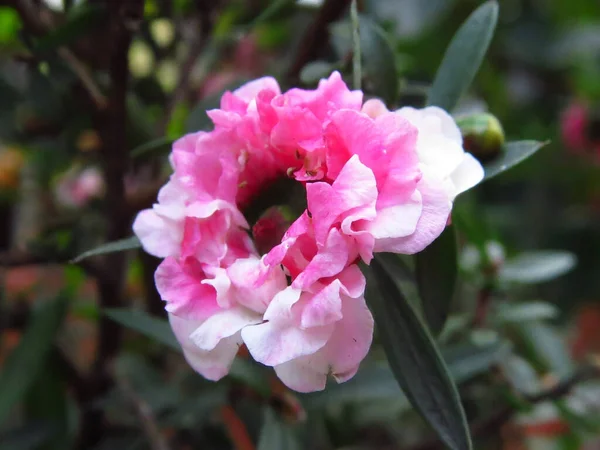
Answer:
(299, 279, 344, 328)
(292, 228, 355, 290)
(233, 77, 281, 103)
(227, 257, 287, 314)
(169, 313, 242, 381)
(190, 307, 263, 352)
(155, 257, 221, 320)
(450, 153, 484, 195)
(273, 294, 373, 392)
(241, 319, 334, 367)
(133, 209, 182, 258)
(374, 170, 452, 254)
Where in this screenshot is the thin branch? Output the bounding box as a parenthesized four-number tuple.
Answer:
(287, 0, 351, 81)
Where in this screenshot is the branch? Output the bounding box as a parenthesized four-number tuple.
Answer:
(287, 0, 351, 81)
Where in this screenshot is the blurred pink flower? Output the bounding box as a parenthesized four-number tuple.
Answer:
(54, 166, 104, 208)
(133, 72, 483, 391)
(561, 100, 600, 162)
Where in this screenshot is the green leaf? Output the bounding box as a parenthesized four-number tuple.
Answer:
(0, 295, 69, 423)
(493, 301, 559, 324)
(300, 61, 337, 85)
(130, 137, 173, 159)
(359, 16, 398, 104)
(516, 322, 574, 379)
(25, 355, 70, 450)
(415, 225, 458, 335)
(427, 1, 499, 110)
(483, 140, 548, 180)
(257, 408, 301, 450)
(103, 308, 180, 352)
(368, 258, 472, 450)
(34, 4, 107, 53)
(72, 236, 141, 263)
(499, 250, 576, 284)
(306, 340, 508, 409)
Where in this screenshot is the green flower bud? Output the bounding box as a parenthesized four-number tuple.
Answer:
(457, 113, 505, 163)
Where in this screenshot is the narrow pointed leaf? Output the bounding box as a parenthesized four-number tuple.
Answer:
(368, 257, 472, 450)
(72, 236, 141, 263)
(483, 140, 548, 180)
(104, 308, 180, 351)
(415, 225, 458, 335)
(427, 1, 499, 110)
(0, 295, 69, 423)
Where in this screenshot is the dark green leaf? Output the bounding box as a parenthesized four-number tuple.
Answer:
(427, 1, 499, 110)
(130, 137, 173, 159)
(359, 16, 398, 104)
(257, 408, 301, 450)
(483, 140, 548, 180)
(0, 295, 69, 423)
(368, 258, 472, 450)
(72, 236, 141, 263)
(25, 355, 71, 450)
(306, 340, 507, 409)
(415, 225, 458, 335)
(299, 61, 337, 85)
(499, 250, 576, 284)
(103, 308, 180, 351)
(34, 4, 107, 53)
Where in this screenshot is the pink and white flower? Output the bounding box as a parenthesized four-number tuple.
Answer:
(132, 72, 484, 392)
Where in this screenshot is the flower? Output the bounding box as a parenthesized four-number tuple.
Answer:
(133, 72, 484, 392)
(561, 100, 600, 163)
(54, 166, 104, 208)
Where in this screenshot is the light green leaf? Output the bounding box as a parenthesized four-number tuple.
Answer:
(499, 250, 576, 284)
(415, 225, 458, 335)
(72, 236, 141, 263)
(493, 301, 559, 324)
(427, 1, 499, 110)
(0, 295, 69, 423)
(257, 408, 301, 450)
(517, 322, 574, 379)
(368, 258, 472, 450)
(483, 140, 548, 180)
(103, 308, 180, 351)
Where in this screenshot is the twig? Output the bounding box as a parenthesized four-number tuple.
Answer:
(57, 48, 108, 109)
(287, 0, 351, 80)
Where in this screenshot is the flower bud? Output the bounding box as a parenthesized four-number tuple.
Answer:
(457, 113, 505, 163)
(252, 206, 294, 255)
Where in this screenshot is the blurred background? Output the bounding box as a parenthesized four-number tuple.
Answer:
(1, 0, 600, 449)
